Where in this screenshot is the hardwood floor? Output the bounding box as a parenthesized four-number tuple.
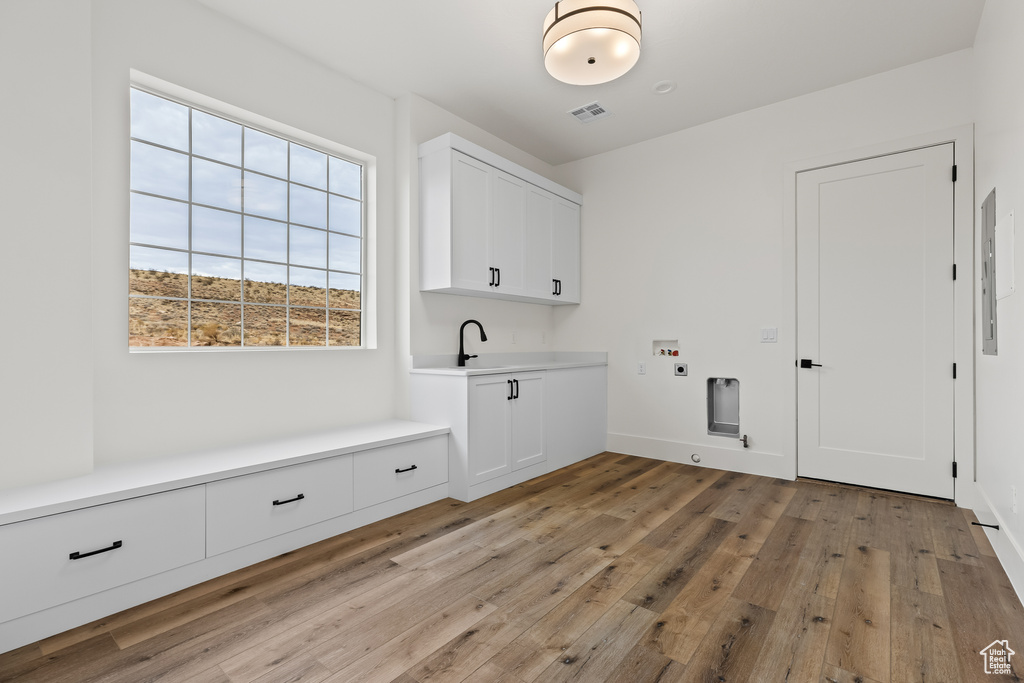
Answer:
(2, 453, 1022, 682)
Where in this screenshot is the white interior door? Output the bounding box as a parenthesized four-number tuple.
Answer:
(796, 144, 955, 499)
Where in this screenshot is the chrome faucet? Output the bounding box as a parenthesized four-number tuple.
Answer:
(458, 319, 487, 366)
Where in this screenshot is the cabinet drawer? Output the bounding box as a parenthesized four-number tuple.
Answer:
(206, 455, 353, 556)
(353, 435, 448, 510)
(0, 486, 205, 624)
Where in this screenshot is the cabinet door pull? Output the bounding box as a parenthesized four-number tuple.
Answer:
(272, 493, 305, 506)
(495, 268, 500, 287)
(395, 464, 418, 474)
(489, 267, 495, 287)
(552, 279, 558, 296)
(69, 540, 123, 560)
(508, 379, 514, 400)
(513, 378, 519, 399)
(555, 279, 562, 296)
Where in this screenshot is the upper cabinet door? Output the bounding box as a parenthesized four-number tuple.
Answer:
(525, 185, 555, 300)
(450, 152, 493, 292)
(490, 169, 527, 296)
(552, 198, 581, 303)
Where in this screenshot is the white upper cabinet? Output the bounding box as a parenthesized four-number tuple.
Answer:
(419, 133, 581, 305)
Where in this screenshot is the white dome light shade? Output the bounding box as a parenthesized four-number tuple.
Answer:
(543, 0, 642, 86)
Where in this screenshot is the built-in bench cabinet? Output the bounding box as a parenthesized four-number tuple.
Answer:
(419, 133, 582, 305)
(0, 422, 449, 654)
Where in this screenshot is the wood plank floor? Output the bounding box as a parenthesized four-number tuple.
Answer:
(2, 453, 1022, 683)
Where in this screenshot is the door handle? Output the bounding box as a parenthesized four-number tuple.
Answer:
(69, 540, 123, 560)
(798, 359, 822, 369)
(272, 493, 305, 506)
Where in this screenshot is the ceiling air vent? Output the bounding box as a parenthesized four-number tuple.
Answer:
(568, 101, 611, 124)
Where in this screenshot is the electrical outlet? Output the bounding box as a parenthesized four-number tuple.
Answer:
(638, 362, 646, 375)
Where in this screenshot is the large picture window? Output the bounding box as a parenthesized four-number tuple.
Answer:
(129, 87, 364, 348)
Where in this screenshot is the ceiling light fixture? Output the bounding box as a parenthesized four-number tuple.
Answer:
(543, 0, 642, 86)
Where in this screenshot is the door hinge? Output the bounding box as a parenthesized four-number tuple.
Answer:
(953, 264, 957, 280)
(952, 461, 958, 478)
(953, 363, 957, 379)
(952, 165, 958, 182)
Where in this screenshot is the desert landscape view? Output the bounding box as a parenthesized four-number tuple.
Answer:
(129, 269, 360, 347)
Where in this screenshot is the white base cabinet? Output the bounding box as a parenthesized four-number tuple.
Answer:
(468, 372, 545, 486)
(411, 364, 606, 501)
(0, 424, 449, 655)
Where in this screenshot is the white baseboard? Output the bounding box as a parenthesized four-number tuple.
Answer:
(607, 433, 795, 481)
(973, 482, 1024, 604)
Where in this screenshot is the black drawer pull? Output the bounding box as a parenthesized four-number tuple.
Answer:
(272, 493, 305, 506)
(69, 540, 122, 560)
(395, 464, 418, 474)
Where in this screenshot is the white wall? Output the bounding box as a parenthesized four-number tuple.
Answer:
(553, 50, 975, 480)
(973, 0, 1024, 595)
(86, 0, 398, 469)
(0, 1, 95, 488)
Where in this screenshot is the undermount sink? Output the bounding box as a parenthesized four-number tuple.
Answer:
(447, 364, 510, 370)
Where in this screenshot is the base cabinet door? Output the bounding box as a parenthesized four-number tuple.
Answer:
(511, 372, 545, 470)
(468, 374, 513, 485)
(546, 367, 607, 470)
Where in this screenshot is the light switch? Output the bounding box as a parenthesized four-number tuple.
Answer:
(761, 327, 778, 343)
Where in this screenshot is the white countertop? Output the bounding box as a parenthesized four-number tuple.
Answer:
(410, 351, 607, 376)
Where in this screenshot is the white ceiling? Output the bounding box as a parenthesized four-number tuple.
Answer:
(197, 0, 985, 166)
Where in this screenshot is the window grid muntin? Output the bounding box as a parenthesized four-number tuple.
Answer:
(129, 87, 364, 349)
